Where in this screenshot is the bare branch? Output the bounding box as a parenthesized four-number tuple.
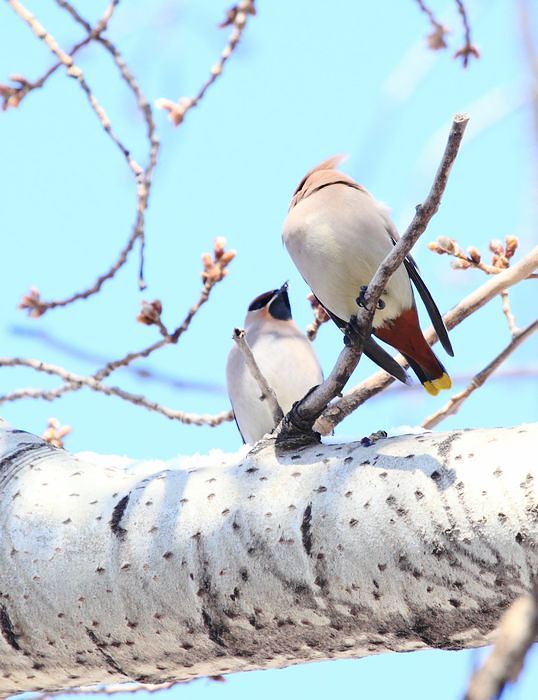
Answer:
(0, 1, 119, 110)
(277, 113, 469, 442)
(8, 326, 224, 393)
(8, 0, 159, 311)
(0, 357, 233, 427)
(232, 328, 284, 426)
(453, 0, 480, 67)
(317, 246, 538, 434)
(305, 293, 331, 341)
(7, 0, 142, 182)
(414, 0, 449, 50)
(464, 592, 538, 700)
(501, 290, 520, 336)
(422, 319, 538, 430)
(93, 239, 235, 381)
(2, 242, 234, 420)
(156, 0, 256, 127)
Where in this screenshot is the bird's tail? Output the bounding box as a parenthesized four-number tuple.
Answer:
(374, 307, 452, 396)
(401, 354, 451, 396)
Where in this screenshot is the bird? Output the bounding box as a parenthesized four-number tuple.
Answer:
(282, 156, 454, 396)
(226, 284, 323, 443)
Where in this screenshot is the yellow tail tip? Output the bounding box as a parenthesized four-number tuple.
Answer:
(423, 381, 439, 396)
(423, 373, 452, 396)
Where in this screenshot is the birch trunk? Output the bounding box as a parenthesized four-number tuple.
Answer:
(0, 420, 536, 696)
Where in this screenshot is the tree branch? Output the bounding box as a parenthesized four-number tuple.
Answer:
(464, 591, 538, 700)
(232, 328, 284, 425)
(0, 422, 536, 695)
(422, 319, 538, 429)
(317, 245, 538, 434)
(8, 0, 159, 309)
(277, 113, 469, 442)
(0, 357, 232, 426)
(156, 0, 256, 126)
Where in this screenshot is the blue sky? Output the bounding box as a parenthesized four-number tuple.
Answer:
(1, 1, 537, 698)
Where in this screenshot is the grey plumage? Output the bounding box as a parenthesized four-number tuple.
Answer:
(226, 286, 323, 443)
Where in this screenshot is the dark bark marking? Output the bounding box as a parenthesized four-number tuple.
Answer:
(85, 629, 128, 676)
(201, 610, 227, 647)
(301, 504, 313, 556)
(110, 494, 130, 540)
(0, 604, 20, 650)
(0, 442, 47, 478)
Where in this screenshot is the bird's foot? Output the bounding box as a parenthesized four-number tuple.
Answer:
(360, 430, 388, 447)
(356, 285, 385, 310)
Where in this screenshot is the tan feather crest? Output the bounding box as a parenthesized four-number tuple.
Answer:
(289, 154, 363, 211)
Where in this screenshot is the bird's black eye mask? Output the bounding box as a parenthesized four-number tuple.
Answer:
(268, 289, 292, 320)
(247, 288, 292, 321)
(248, 291, 277, 312)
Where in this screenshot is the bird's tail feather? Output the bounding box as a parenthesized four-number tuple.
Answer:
(402, 353, 452, 396)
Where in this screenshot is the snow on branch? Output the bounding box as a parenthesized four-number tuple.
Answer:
(0, 421, 537, 694)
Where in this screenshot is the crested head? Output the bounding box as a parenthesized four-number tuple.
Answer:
(288, 154, 365, 210)
(246, 284, 292, 323)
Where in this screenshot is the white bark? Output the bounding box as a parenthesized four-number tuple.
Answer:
(0, 420, 537, 696)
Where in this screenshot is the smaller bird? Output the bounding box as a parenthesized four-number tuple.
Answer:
(282, 156, 454, 395)
(227, 284, 323, 443)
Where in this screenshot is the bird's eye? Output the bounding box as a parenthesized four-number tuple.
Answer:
(248, 291, 276, 311)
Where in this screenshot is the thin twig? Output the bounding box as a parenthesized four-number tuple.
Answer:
(422, 319, 538, 430)
(382, 365, 538, 394)
(0, 1, 118, 110)
(316, 245, 538, 435)
(232, 328, 284, 425)
(276, 113, 469, 442)
(7, 0, 142, 180)
(464, 591, 538, 700)
(94, 240, 235, 381)
(306, 293, 331, 341)
(429, 235, 523, 335)
(156, 0, 256, 126)
(0, 358, 233, 427)
(10, 0, 159, 313)
(453, 0, 480, 67)
(2, 243, 234, 418)
(501, 290, 520, 336)
(414, 0, 449, 50)
(9, 326, 224, 393)
(53, 0, 160, 289)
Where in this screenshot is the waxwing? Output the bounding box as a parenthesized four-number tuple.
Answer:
(226, 284, 323, 443)
(282, 156, 453, 395)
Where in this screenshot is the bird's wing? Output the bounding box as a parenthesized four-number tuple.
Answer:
(232, 413, 247, 444)
(314, 297, 412, 385)
(402, 256, 454, 357)
(380, 209, 454, 358)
